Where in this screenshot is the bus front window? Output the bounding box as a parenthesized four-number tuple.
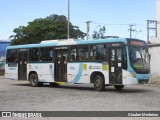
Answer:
(129, 46, 150, 74)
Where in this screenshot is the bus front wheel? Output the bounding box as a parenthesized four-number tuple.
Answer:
(114, 85, 124, 90)
(29, 73, 43, 87)
(94, 75, 105, 91)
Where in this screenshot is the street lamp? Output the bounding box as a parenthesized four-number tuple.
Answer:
(67, 0, 70, 39)
(134, 30, 142, 38)
(94, 25, 101, 31)
(86, 21, 92, 40)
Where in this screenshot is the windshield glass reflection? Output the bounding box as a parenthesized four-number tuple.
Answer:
(129, 46, 150, 73)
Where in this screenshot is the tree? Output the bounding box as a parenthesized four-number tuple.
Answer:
(92, 26, 106, 39)
(10, 14, 86, 45)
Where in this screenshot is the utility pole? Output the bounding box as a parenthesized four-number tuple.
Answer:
(147, 20, 158, 43)
(86, 21, 92, 40)
(67, 0, 70, 40)
(128, 24, 136, 38)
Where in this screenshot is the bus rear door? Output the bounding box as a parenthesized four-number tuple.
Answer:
(18, 49, 27, 80)
(109, 47, 123, 84)
(55, 48, 67, 82)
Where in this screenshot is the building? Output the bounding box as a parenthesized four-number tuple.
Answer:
(0, 40, 11, 69)
(157, 0, 160, 38)
(148, 0, 160, 84)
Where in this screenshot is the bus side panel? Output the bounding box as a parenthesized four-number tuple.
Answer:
(67, 63, 89, 83)
(27, 63, 54, 82)
(122, 69, 138, 84)
(67, 62, 109, 84)
(5, 64, 18, 80)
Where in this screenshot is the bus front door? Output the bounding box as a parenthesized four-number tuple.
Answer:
(109, 48, 123, 84)
(18, 50, 27, 80)
(55, 49, 67, 82)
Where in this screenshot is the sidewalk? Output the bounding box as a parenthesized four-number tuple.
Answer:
(149, 74, 160, 86)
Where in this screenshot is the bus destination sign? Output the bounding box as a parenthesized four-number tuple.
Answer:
(129, 40, 144, 46)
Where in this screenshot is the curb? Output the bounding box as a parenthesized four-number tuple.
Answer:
(144, 83, 160, 87)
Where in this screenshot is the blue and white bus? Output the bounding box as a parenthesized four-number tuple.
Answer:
(5, 38, 150, 91)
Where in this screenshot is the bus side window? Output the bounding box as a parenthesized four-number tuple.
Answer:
(96, 45, 106, 60)
(70, 46, 77, 61)
(71, 54, 76, 61)
(6, 49, 17, 63)
(111, 50, 115, 61)
(77, 46, 89, 61)
(63, 56, 67, 64)
(29, 48, 39, 62)
(90, 45, 96, 61)
(40, 47, 52, 62)
(123, 48, 127, 70)
(89, 45, 106, 61)
(117, 49, 122, 62)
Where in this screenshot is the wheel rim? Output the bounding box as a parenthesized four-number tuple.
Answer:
(95, 78, 101, 88)
(31, 76, 36, 84)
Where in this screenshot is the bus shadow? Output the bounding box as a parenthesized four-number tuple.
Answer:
(54, 85, 95, 91)
(109, 88, 150, 93)
(12, 83, 31, 87)
(12, 83, 150, 93)
(50, 85, 150, 93)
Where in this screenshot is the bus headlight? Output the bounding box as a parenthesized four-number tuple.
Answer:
(130, 72, 136, 78)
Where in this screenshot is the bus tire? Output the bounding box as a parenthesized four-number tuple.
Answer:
(29, 73, 43, 87)
(94, 75, 105, 91)
(114, 85, 124, 90)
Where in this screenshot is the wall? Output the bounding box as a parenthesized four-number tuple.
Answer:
(157, 0, 160, 38)
(149, 43, 160, 84)
(147, 1, 160, 84)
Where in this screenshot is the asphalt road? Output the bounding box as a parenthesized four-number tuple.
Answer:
(0, 76, 160, 119)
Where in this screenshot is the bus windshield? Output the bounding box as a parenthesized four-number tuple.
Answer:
(129, 46, 150, 74)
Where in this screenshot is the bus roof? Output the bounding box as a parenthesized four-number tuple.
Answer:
(6, 38, 144, 50)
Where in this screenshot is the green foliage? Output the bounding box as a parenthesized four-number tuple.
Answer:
(10, 14, 86, 45)
(92, 26, 106, 39)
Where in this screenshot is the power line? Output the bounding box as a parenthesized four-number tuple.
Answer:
(89, 21, 144, 39)
(91, 21, 128, 26)
(92, 22, 138, 38)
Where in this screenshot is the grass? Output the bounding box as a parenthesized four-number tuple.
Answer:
(0, 69, 5, 76)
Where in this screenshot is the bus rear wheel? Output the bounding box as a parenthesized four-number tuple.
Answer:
(114, 85, 124, 90)
(29, 73, 43, 87)
(94, 75, 105, 91)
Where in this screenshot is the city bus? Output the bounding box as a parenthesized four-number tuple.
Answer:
(5, 38, 150, 91)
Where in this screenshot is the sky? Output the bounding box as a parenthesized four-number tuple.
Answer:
(0, 0, 156, 41)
